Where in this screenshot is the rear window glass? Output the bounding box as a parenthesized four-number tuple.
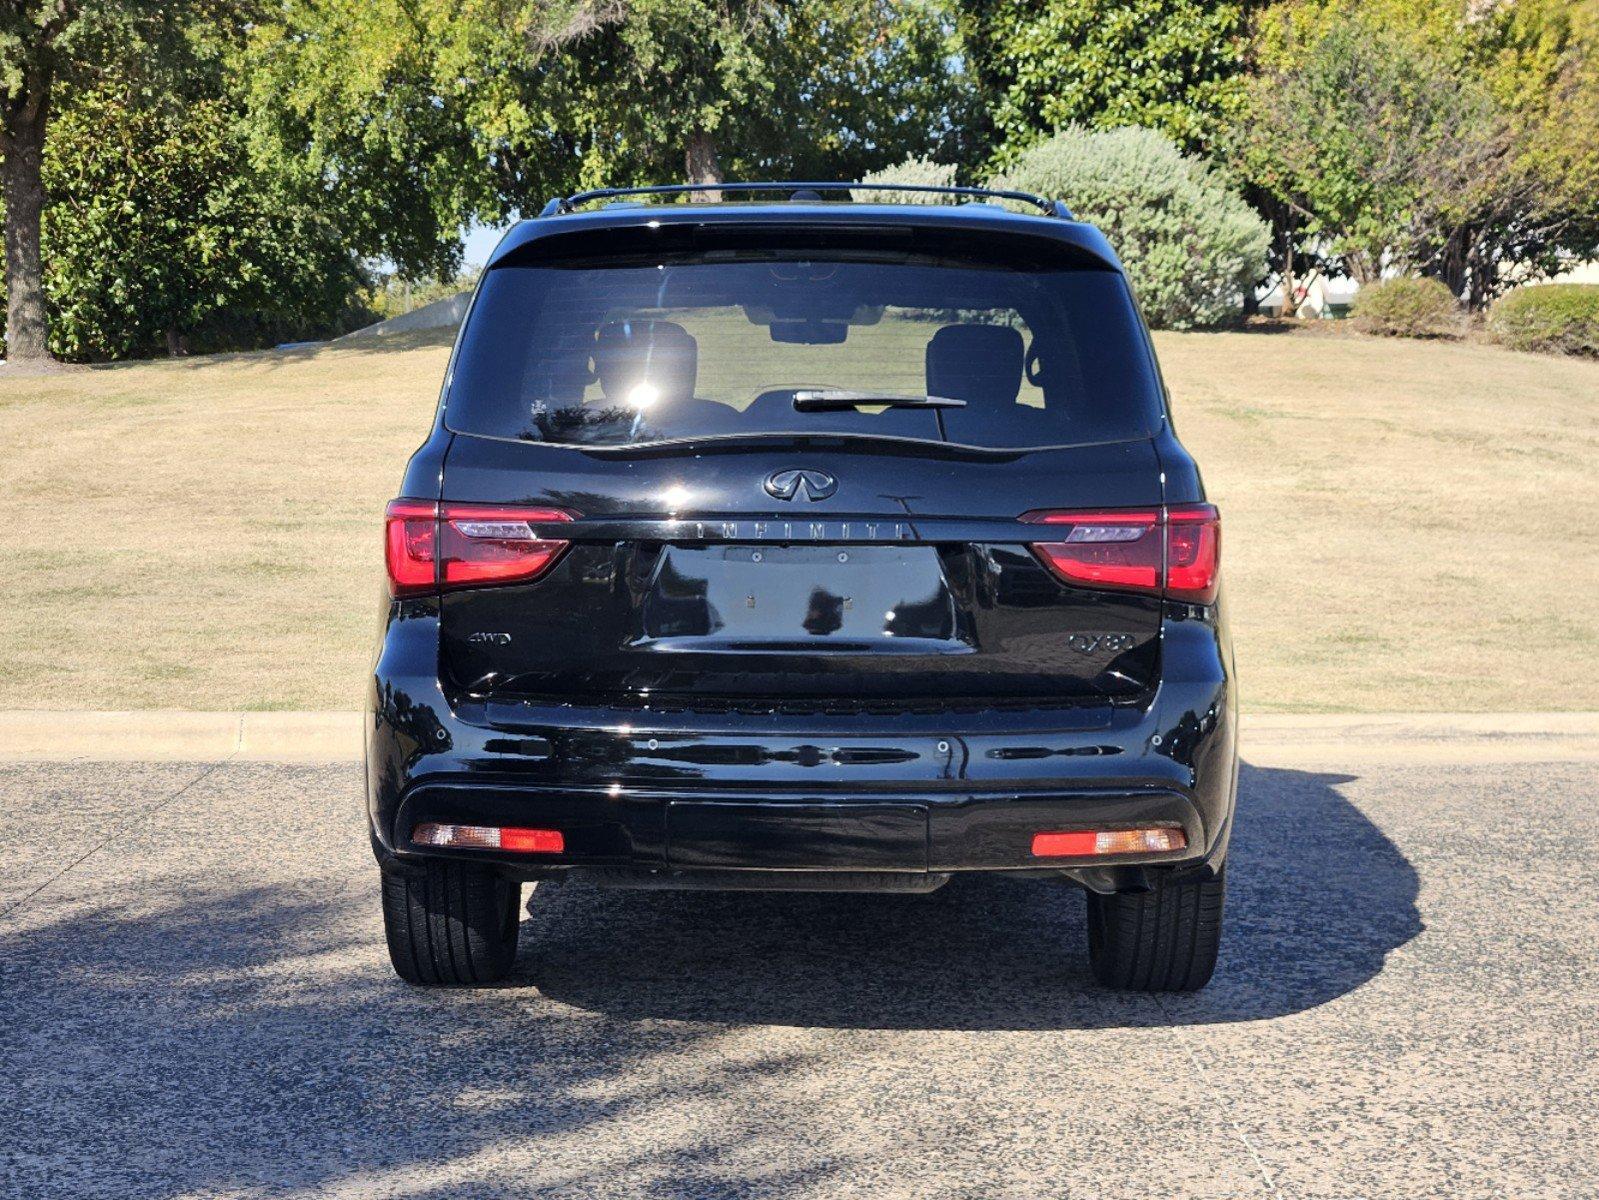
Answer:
(445, 253, 1163, 449)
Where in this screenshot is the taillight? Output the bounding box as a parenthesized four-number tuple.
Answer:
(1022, 504, 1219, 603)
(385, 500, 438, 594)
(384, 500, 575, 595)
(1023, 509, 1162, 592)
(440, 505, 574, 588)
(1164, 505, 1221, 602)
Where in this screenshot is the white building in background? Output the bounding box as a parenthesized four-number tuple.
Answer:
(1256, 259, 1597, 319)
(1256, 275, 1360, 319)
(1542, 262, 1599, 286)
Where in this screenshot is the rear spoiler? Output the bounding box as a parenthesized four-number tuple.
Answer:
(488, 204, 1123, 274)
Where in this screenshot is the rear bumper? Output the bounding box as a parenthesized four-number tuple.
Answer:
(391, 784, 1208, 876)
(366, 602, 1237, 887)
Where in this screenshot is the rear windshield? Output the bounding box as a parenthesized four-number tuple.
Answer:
(445, 253, 1164, 449)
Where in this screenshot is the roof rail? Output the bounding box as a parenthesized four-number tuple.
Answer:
(539, 182, 1073, 220)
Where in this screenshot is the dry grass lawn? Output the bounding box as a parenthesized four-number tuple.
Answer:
(0, 327, 1594, 712)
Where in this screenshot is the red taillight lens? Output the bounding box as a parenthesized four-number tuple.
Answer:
(385, 500, 575, 595)
(1022, 505, 1219, 603)
(385, 499, 438, 595)
(1165, 505, 1221, 603)
(439, 505, 573, 588)
(1023, 509, 1162, 592)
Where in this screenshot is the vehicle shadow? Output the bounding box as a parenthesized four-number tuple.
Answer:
(4, 872, 828, 1199)
(1, 760, 1421, 1196)
(527, 763, 1421, 1029)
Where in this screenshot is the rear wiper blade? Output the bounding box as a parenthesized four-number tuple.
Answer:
(791, 389, 967, 412)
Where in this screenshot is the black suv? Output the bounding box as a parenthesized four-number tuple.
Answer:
(369, 183, 1235, 991)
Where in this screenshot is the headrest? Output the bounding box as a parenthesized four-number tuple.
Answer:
(594, 319, 698, 407)
(926, 324, 1025, 407)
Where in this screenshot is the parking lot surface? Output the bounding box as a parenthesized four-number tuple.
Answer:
(3, 752, 1596, 1199)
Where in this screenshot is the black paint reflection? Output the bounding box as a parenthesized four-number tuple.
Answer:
(803, 588, 845, 636)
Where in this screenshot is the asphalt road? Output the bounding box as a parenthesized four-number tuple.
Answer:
(3, 754, 1596, 1199)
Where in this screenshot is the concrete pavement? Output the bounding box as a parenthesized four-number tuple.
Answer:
(2, 740, 1597, 1197)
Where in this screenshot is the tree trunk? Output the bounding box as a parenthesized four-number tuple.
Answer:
(1279, 221, 1297, 320)
(1, 73, 53, 363)
(1441, 228, 1469, 304)
(685, 128, 724, 202)
(1464, 230, 1493, 313)
(1346, 251, 1379, 287)
(1469, 256, 1494, 313)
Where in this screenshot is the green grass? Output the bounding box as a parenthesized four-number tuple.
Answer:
(0, 326, 1595, 712)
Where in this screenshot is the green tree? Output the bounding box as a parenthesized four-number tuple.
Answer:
(760, 1, 977, 181)
(1234, 9, 1499, 300)
(242, 0, 972, 275)
(1233, 0, 1599, 309)
(40, 84, 362, 360)
(244, 0, 742, 271)
(240, 0, 545, 282)
(537, 0, 787, 193)
(577, 0, 973, 186)
(958, 0, 1251, 169)
(0, 1, 205, 361)
(1449, 0, 1599, 303)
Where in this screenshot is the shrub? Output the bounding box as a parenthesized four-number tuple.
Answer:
(987, 126, 1269, 329)
(1350, 277, 1462, 338)
(1488, 284, 1599, 357)
(37, 88, 363, 361)
(856, 156, 960, 204)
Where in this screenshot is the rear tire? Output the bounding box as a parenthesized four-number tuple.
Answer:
(381, 861, 521, 986)
(1086, 870, 1224, 992)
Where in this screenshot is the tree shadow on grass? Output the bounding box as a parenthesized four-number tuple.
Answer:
(528, 763, 1421, 1029)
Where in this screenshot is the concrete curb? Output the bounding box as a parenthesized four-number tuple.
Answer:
(2, 710, 1597, 764)
(1239, 711, 1599, 765)
(0, 711, 364, 762)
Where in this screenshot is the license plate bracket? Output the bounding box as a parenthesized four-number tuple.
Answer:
(665, 802, 930, 871)
(640, 544, 958, 645)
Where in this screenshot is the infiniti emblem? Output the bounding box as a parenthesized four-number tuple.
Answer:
(764, 468, 838, 502)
